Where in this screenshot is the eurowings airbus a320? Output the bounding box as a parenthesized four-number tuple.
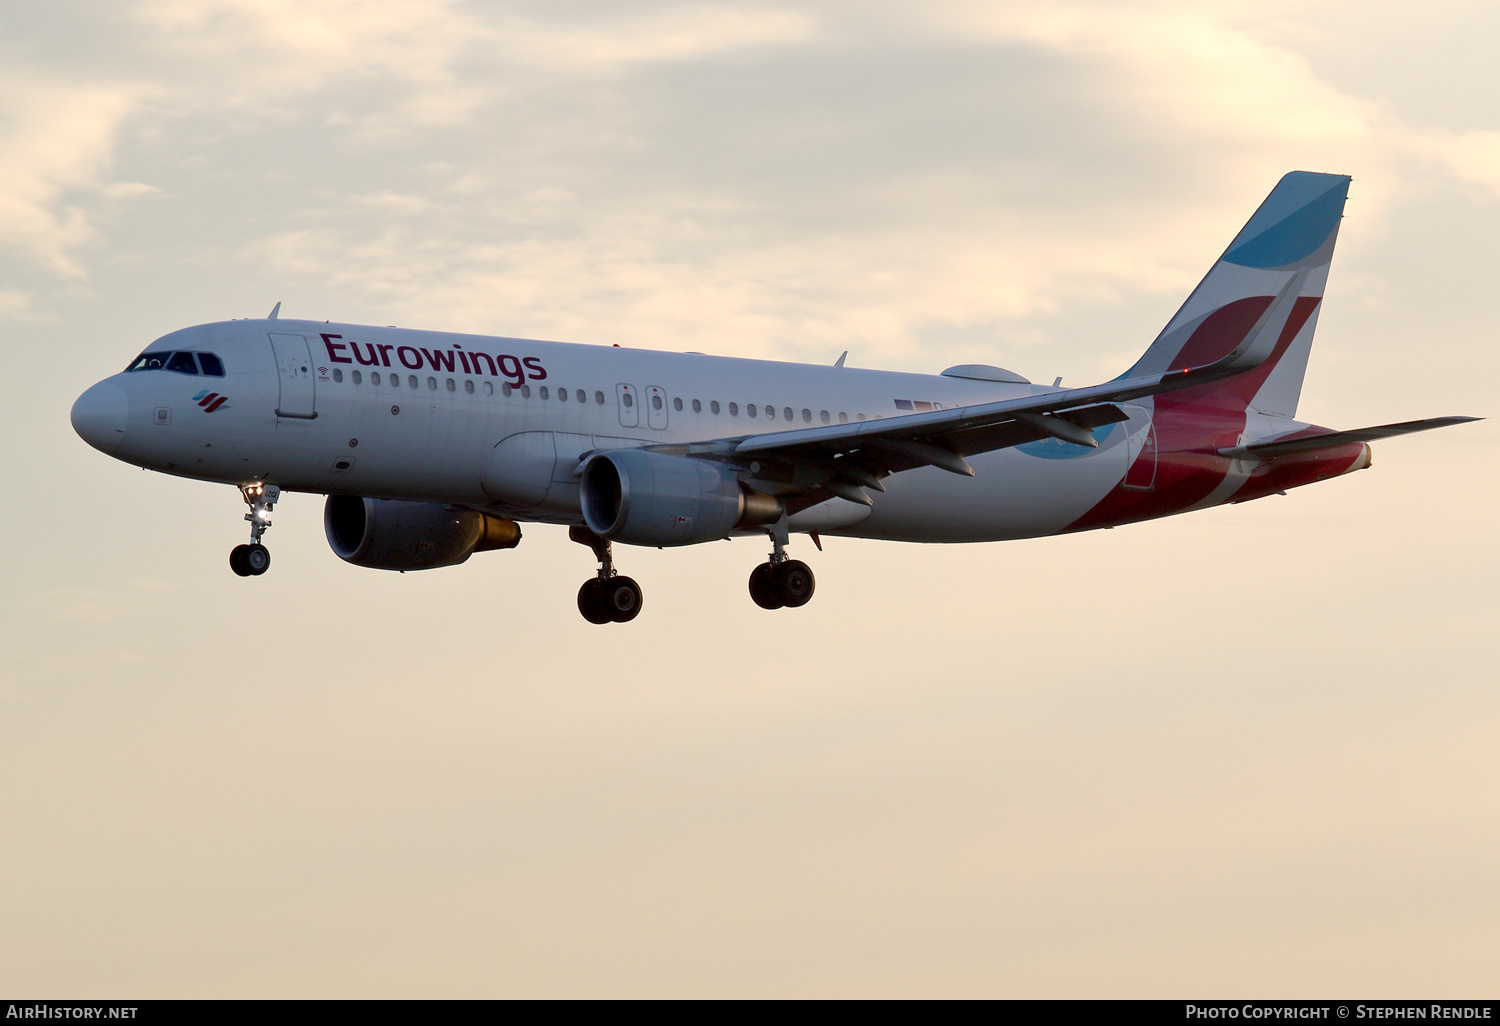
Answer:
(71, 171, 1477, 623)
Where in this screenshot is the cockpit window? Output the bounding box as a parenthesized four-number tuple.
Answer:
(126, 351, 172, 372)
(125, 350, 226, 375)
(166, 351, 199, 375)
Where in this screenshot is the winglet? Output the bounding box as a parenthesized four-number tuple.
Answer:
(268, 301, 281, 320)
(834, 351, 848, 368)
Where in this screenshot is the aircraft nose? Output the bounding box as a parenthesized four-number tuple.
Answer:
(71, 381, 130, 453)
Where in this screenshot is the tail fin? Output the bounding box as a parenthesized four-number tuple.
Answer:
(1122, 171, 1351, 417)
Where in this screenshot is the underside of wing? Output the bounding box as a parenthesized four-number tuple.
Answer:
(634, 359, 1253, 514)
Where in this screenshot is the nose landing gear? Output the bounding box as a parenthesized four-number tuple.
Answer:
(570, 525, 643, 624)
(748, 517, 815, 610)
(230, 483, 278, 577)
(229, 543, 270, 576)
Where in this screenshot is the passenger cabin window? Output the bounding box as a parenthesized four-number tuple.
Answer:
(673, 397, 683, 412)
(539, 386, 549, 399)
(709, 400, 719, 414)
(692, 399, 701, 413)
(728, 403, 738, 416)
(333, 368, 343, 383)
(594, 390, 605, 405)
(353, 370, 363, 384)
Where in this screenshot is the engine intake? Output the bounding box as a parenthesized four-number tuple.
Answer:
(324, 496, 521, 571)
(580, 449, 781, 547)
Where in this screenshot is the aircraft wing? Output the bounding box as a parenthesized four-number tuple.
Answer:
(632, 275, 1338, 508)
(725, 267, 1311, 472)
(632, 349, 1287, 509)
(1219, 416, 1481, 460)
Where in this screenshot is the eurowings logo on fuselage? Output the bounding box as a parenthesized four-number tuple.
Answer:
(192, 389, 229, 412)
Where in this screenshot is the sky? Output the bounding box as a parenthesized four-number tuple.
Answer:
(2, 0, 1497, 998)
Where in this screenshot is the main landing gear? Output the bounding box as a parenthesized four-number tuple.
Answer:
(748, 517, 815, 610)
(570, 525, 643, 624)
(567, 519, 817, 622)
(230, 482, 279, 577)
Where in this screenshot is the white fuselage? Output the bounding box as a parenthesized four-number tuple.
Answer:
(82, 318, 1264, 544)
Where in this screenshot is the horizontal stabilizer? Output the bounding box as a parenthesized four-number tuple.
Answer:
(1220, 416, 1481, 459)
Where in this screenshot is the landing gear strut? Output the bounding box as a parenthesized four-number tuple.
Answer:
(748, 516, 815, 610)
(230, 482, 278, 577)
(570, 525, 643, 624)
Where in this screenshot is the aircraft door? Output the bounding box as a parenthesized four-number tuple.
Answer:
(1122, 406, 1157, 491)
(645, 385, 668, 430)
(268, 333, 317, 419)
(616, 383, 639, 428)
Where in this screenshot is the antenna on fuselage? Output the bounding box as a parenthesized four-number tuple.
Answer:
(268, 301, 281, 320)
(834, 351, 848, 368)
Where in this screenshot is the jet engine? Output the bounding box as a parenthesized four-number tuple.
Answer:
(579, 448, 781, 547)
(324, 496, 521, 571)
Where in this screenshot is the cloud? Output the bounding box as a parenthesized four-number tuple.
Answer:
(0, 77, 141, 278)
(0, 289, 36, 320)
(939, 2, 1500, 202)
(101, 181, 165, 201)
(1409, 129, 1500, 195)
(131, 0, 812, 131)
(8, 0, 1500, 358)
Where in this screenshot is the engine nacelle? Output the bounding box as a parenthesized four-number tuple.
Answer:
(324, 496, 521, 571)
(580, 448, 781, 547)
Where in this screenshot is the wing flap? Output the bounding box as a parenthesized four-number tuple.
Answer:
(732, 365, 1220, 463)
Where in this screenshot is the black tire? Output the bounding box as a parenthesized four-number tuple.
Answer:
(577, 578, 612, 624)
(774, 560, 815, 607)
(605, 576, 643, 622)
(245, 543, 271, 575)
(749, 562, 783, 609)
(229, 544, 252, 577)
